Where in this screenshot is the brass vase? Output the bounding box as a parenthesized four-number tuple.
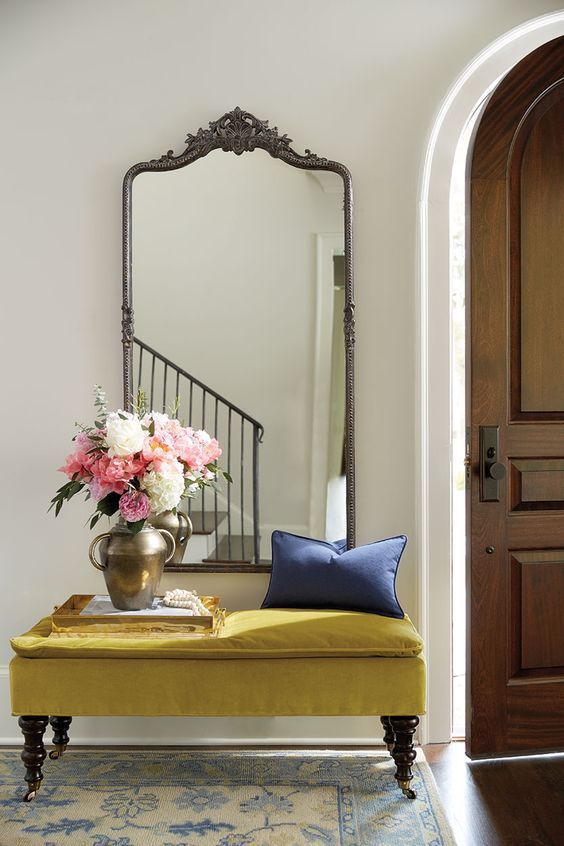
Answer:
(148, 509, 192, 565)
(88, 520, 175, 610)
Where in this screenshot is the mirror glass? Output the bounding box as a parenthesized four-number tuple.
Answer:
(132, 149, 346, 567)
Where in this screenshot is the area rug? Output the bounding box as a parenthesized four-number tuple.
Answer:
(0, 749, 456, 846)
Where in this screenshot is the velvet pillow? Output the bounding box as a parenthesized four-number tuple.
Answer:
(261, 531, 406, 618)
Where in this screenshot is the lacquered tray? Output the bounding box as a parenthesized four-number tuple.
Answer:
(51, 594, 225, 638)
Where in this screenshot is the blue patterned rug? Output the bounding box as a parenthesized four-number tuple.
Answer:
(0, 749, 455, 846)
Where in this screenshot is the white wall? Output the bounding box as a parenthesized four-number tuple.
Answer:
(1, 0, 561, 743)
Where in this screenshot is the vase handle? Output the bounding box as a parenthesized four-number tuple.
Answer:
(177, 510, 192, 545)
(159, 529, 176, 563)
(89, 533, 110, 571)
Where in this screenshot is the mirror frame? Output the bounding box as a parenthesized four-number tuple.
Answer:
(122, 107, 356, 548)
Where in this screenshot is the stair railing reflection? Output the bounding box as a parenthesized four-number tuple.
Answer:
(133, 337, 263, 565)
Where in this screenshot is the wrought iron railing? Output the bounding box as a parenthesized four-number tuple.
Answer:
(133, 337, 263, 565)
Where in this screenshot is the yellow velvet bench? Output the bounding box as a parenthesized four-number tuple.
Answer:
(10, 608, 426, 801)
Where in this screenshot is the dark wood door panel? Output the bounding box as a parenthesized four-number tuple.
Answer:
(519, 96, 564, 413)
(507, 517, 564, 548)
(509, 459, 564, 512)
(510, 551, 564, 672)
(507, 425, 564, 454)
(507, 683, 564, 751)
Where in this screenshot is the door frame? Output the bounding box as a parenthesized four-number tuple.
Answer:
(417, 11, 564, 745)
(310, 233, 345, 539)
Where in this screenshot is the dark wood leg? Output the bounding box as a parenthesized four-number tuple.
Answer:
(18, 716, 48, 802)
(49, 716, 72, 759)
(389, 715, 419, 799)
(380, 716, 395, 752)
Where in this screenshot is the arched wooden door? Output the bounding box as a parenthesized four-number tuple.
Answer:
(468, 36, 564, 758)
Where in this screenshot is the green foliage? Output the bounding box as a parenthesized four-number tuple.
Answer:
(126, 519, 145, 534)
(167, 395, 181, 417)
(207, 463, 232, 484)
(48, 479, 85, 516)
(133, 388, 148, 417)
(86, 492, 121, 532)
(93, 384, 108, 424)
(134, 387, 181, 421)
(95, 492, 120, 516)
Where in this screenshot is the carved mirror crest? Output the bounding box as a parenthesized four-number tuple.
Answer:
(122, 107, 355, 571)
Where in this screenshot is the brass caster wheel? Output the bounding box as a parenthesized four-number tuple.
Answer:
(49, 744, 66, 760)
(398, 779, 416, 799)
(22, 781, 40, 802)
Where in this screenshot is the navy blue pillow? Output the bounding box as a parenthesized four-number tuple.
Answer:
(261, 531, 406, 618)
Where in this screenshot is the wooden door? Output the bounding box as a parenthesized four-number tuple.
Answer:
(468, 37, 564, 758)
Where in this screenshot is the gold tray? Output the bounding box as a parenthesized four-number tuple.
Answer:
(51, 594, 225, 638)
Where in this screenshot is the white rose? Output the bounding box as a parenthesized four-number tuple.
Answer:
(141, 461, 185, 514)
(105, 412, 146, 457)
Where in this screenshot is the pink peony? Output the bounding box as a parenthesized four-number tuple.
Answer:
(90, 454, 146, 495)
(59, 452, 90, 481)
(75, 431, 95, 451)
(175, 430, 205, 472)
(88, 478, 113, 503)
(194, 429, 222, 465)
(142, 432, 176, 463)
(59, 433, 98, 481)
(119, 490, 151, 522)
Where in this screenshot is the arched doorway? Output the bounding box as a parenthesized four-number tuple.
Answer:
(467, 36, 564, 758)
(419, 12, 564, 746)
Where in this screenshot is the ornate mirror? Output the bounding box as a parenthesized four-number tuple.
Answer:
(122, 108, 354, 572)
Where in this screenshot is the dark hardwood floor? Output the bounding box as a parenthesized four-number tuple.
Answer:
(423, 741, 564, 846)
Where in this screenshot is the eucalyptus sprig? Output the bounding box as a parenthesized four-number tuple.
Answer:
(93, 384, 108, 424)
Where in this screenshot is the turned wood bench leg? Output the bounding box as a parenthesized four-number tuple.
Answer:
(49, 716, 72, 759)
(389, 715, 419, 799)
(18, 716, 48, 802)
(380, 715, 395, 752)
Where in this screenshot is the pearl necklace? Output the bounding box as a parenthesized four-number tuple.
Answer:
(162, 588, 208, 615)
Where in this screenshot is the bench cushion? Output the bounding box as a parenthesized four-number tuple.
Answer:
(10, 608, 423, 660)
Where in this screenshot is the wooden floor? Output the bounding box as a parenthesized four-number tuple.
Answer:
(423, 741, 564, 846)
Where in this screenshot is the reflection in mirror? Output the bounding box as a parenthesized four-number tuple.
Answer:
(128, 125, 351, 570)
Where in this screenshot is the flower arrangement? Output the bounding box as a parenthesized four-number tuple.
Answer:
(51, 387, 230, 532)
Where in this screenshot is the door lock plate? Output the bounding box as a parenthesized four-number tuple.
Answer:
(480, 426, 505, 502)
